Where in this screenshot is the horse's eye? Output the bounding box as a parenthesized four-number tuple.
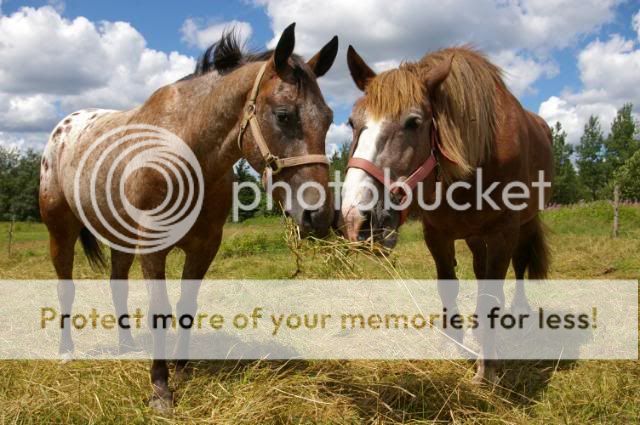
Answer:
(347, 118, 355, 129)
(275, 109, 290, 124)
(404, 115, 422, 130)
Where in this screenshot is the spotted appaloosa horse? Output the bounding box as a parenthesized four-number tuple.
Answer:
(39, 24, 338, 410)
(340, 45, 553, 383)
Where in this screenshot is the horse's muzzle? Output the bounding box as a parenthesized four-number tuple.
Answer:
(341, 204, 400, 249)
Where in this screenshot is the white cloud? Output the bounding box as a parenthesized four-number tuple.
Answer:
(256, 0, 617, 110)
(633, 10, 640, 40)
(0, 7, 110, 95)
(0, 131, 50, 151)
(490, 50, 558, 97)
(0, 94, 58, 132)
(539, 96, 618, 143)
(575, 36, 640, 103)
(181, 18, 252, 50)
(0, 6, 196, 148)
(47, 0, 65, 14)
(325, 122, 351, 155)
(539, 30, 640, 144)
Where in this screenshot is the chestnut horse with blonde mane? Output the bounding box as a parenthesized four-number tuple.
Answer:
(40, 24, 338, 410)
(341, 46, 553, 383)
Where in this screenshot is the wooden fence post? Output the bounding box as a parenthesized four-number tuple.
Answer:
(7, 216, 15, 257)
(612, 184, 620, 238)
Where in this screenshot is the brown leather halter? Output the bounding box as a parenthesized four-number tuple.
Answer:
(346, 118, 442, 224)
(237, 62, 330, 176)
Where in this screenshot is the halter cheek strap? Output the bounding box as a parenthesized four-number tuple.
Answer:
(346, 118, 443, 224)
(237, 62, 329, 175)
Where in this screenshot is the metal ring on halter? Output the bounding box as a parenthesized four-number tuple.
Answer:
(264, 154, 282, 175)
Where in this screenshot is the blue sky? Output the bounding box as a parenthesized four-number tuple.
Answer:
(0, 0, 639, 150)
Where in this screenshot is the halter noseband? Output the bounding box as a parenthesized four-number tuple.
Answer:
(237, 62, 329, 176)
(346, 118, 442, 224)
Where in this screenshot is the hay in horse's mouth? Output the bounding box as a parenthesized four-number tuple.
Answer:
(283, 214, 400, 279)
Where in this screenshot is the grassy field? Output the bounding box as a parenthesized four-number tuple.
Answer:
(0, 202, 638, 423)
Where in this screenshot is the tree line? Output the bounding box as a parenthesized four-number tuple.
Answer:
(0, 148, 40, 221)
(552, 103, 640, 204)
(0, 104, 638, 222)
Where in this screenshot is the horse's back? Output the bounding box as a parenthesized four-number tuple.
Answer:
(524, 110, 553, 177)
(516, 110, 553, 224)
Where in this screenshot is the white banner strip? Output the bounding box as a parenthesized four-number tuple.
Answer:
(0, 280, 636, 360)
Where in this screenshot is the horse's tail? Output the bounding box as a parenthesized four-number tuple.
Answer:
(515, 216, 551, 280)
(79, 227, 107, 272)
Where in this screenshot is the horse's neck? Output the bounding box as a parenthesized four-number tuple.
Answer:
(135, 62, 262, 174)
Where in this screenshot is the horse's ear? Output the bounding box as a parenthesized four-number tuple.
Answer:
(347, 45, 376, 91)
(307, 35, 339, 78)
(273, 22, 296, 79)
(424, 54, 453, 95)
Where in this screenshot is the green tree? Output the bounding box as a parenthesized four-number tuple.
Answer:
(0, 147, 41, 221)
(605, 103, 639, 174)
(329, 142, 350, 181)
(614, 149, 640, 201)
(233, 159, 260, 222)
(576, 116, 608, 200)
(550, 122, 581, 204)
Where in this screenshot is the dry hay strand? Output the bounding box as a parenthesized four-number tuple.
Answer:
(282, 216, 402, 279)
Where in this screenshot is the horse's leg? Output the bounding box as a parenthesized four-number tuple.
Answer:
(472, 230, 518, 385)
(174, 230, 223, 378)
(43, 201, 82, 356)
(466, 236, 487, 280)
(423, 223, 461, 342)
(466, 236, 489, 341)
(109, 249, 136, 353)
(51, 228, 81, 356)
(511, 243, 532, 316)
(510, 219, 540, 315)
(140, 251, 173, 412)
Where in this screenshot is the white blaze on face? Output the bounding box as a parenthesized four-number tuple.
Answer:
(341, 117, 383, 240)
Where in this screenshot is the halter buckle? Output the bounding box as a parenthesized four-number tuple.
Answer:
(390, 189, 407, 206)
(265, 154, 282, 175)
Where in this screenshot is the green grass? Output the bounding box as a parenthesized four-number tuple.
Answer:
(0, 202, 639, 423)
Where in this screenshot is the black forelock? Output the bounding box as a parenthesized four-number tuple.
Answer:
(208, 29, 245, 73)
(177, 28, 308, 82)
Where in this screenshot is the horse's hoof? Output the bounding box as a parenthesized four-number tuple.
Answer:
(148, 394, 173, 414)
(471, 367, 498, 386)
(59, 352, 73, 364)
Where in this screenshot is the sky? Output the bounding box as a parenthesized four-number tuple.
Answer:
(0, 0, 639, 153)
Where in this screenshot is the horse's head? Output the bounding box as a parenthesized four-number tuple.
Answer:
(340, 46, 453, 249)
(239, 23, 338, 238)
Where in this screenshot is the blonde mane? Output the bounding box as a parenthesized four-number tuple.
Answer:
(364, 47, 505, 180)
